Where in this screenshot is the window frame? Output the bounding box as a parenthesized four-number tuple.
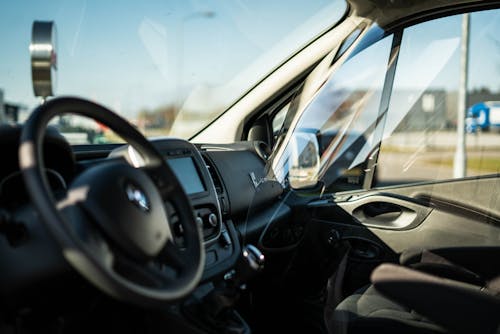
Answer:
(368, 5, 500, 191)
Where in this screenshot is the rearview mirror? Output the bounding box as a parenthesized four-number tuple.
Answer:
(288, 131, 320, 189)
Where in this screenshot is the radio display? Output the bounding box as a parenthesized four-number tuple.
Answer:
(167, 157, 205, 195)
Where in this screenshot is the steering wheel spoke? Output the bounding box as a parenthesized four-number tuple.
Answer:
(158, 240, 189, 272)
(56, 194, 115, 270)
(108, 254, 176, 289)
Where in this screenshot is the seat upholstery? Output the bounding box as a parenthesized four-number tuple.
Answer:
(329, 285, 447, 334)
(327, 248, 500, 334)
(329, 264, 500, 333)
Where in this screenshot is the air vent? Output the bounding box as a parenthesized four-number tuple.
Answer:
(202, 154, 224, 195)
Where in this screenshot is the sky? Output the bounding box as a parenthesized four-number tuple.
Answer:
(0, 0, 345, 120)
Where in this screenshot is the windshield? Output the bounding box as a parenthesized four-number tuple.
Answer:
(0, 0, 346, 144)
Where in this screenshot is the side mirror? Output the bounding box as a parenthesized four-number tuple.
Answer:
(288, 131, 320, 189)
(30, 21, 57, 100)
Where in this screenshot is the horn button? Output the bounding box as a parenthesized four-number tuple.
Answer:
(71, 162, 172, 259)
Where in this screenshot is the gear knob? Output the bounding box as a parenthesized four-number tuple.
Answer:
(242, 244, 265, 271)
(234, 244, 264, 285)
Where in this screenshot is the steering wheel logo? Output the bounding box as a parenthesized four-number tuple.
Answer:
(125, 182, 151, 212)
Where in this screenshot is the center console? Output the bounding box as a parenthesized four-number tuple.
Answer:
(151, 139, 241, 283)
(114, 138, 257, 333)
(157, 139, 222, 243)
(155, 139, 260, 333)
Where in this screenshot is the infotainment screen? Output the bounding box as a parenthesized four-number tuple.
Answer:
(166, 157, 205, 195)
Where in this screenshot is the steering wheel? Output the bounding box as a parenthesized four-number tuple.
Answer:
(19, 97, 204, 306)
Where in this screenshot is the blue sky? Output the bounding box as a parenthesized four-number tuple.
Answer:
(469, 9, 500, 91)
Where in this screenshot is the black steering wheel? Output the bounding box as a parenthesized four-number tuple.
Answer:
(19, 97, 204, 306)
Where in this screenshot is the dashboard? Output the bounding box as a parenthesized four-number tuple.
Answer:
(0, 128, 288, 295)
(110, 138, 288, 282)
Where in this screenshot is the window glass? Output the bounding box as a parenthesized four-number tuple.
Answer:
(332, 26, 363, 63)
(270, 27, 393, 191)
(272, 102, 291, 136)
(376, 9, 500, 187)
(53, 115, 115, 144)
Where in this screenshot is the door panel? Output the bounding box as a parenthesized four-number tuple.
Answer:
(306, 176, 500, 293)
(310, 177, 500, 254)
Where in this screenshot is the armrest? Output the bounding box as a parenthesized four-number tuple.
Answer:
(371, 264, 500, 334)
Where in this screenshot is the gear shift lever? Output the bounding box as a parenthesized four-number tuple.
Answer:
(183, 245, 263, 334)
(233, 244, 265, 287)
(201, 245, 264, 319)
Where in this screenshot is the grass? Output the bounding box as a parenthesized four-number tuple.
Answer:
(380, 145, 500, 154)
(426, 157, 500, 173)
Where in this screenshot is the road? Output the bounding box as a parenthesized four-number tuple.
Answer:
(376, 131, 500, 184)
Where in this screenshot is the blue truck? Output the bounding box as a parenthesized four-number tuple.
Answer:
(466, 101, 500, 133)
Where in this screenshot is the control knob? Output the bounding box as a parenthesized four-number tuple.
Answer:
(207, 213, 218, 227)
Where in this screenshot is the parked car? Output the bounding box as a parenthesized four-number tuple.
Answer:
(466, 101, 500, 133)
(0, 1, 499, 334)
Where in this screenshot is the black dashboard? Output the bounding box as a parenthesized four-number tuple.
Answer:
(0, 127, 291, 299)
(108, 138, 288, 282)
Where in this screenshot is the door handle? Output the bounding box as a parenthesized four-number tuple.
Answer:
(339, 195, 432, 230)
(362, 202, 402, 220)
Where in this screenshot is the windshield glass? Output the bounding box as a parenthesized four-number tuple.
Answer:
(1, 0, 346, 144)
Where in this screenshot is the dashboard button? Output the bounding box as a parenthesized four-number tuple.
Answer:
(208, 213, 218, 227)
(175, 223, 184, 235)
(220, 230, 232, 248)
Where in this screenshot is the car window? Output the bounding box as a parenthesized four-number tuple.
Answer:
(269, 27, 393, 191)
(375, 8, 500, 187)
(272, 102, 292, 137)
